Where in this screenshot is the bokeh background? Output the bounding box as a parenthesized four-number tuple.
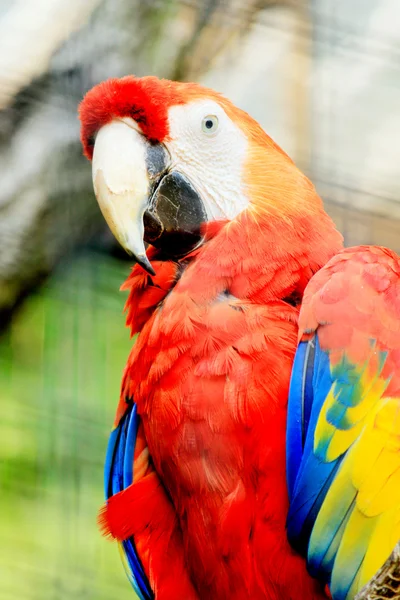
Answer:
(1, 1, 399, 599)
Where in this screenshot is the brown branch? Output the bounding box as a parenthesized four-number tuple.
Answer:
(355, 544, 400, 600)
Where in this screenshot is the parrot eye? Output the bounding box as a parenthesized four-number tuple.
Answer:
(201, 115, 219, 135)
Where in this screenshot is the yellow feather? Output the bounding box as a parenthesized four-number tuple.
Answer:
(358, 507, 400, 590)
(310, 450, 356, 548)
(314, 363, 389, 463)
(331, 506, 375, 596)
(356, 398, 400, 515)
(352, 402, 388, 490)
(314, 386, 337, 455)
(358, 459, 400, 516)
(325, 423, 364, 463)
(327, 376, 388, 462)
(320, 504, 353, 572)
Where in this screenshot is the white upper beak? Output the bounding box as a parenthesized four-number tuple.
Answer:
(92, 119, 154, 271)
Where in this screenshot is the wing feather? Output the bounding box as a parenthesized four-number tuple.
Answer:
(287, 246, 400, 600)
(104, 404, 154, 600)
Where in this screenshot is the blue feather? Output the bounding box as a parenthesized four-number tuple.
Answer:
(286, 336, 344, 572)
(303, 340, 316, 442)
(286, 340, 308, 500)
(104, 405, 154, 600)
(286, 333, 385, 599)
(123, 404, 138, 488)
(104, 426, 120, 498)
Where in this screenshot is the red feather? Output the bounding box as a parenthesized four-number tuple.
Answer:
(299, 245, 400, 395)
(110, 204, 341, 598)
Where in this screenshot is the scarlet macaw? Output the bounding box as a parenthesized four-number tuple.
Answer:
(79, 76, 400, 600)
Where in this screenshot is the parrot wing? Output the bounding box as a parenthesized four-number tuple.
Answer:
(104, 403, 154, 600)
(104, 400, 199, 600)
(286, 246, 400, 600)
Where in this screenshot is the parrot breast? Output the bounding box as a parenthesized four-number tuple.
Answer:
(119, 227, 330, 599)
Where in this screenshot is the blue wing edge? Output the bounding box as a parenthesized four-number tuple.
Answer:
(104, 403, 154, 600)
(286, 335, 344, 585)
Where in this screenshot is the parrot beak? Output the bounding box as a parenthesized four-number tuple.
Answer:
(92, 119, 156, 274)
(92, 119, 207, 275)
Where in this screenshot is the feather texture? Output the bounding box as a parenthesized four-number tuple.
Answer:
(103, 404, 153, 600)
(101, 401, 200, 599)
(287, 246, 400, 600)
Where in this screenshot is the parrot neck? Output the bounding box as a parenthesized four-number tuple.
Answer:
(122, 137, 342, 335)
(122, 201, 342, 338)
(170, 204, 343, 309)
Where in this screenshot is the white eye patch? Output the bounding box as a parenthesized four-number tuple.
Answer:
(166, 100, 249, 221)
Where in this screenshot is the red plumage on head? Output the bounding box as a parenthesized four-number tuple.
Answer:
(79, 76, 178, 159)
(79, 75, 227, 159)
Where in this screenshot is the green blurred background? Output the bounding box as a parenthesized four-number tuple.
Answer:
(1, 0, 400, 598)
(0, 254, 133, 599)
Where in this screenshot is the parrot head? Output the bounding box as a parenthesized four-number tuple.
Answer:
(79, 75, 341, 275)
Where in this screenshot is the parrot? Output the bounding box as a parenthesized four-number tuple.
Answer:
(78, 75, 400, 600)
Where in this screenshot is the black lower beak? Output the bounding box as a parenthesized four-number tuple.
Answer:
(143, 171, 207, 259)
